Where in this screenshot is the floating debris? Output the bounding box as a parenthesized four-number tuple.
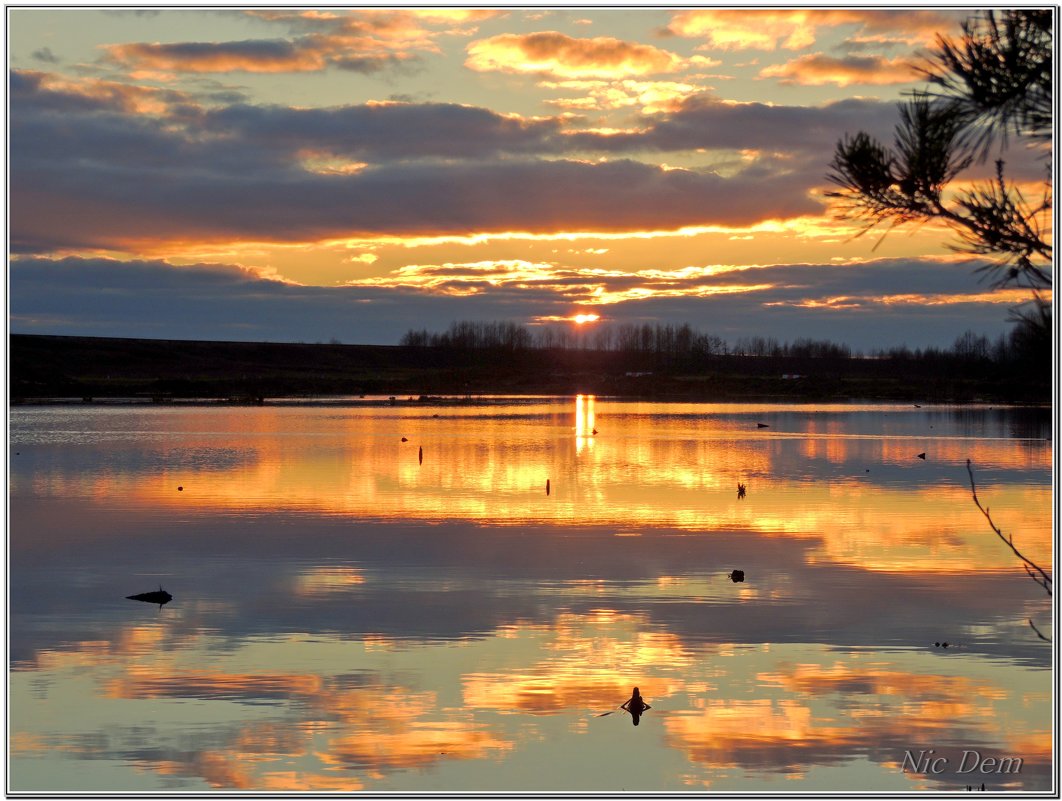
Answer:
(546, 479, 551, 496)
(729, 570, 745, 583)
(419, 446, 423, 465)
(127, 587, 172, 608)
(401, 437, 408, 442)
(756, 423, 769, 428)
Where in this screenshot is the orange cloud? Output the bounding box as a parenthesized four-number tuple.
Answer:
(541, 78, 704, 113)
(346, 258, 776, 306)
(664, 659, 1036, 785)
(464, 611, 692, 715)
(760, 53, 920, 86)
(95, 660, 515, 782)
(466, 31, 700, 79)
(666, 9, 960, 50)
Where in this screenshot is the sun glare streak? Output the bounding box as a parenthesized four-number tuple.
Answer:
(574, 394, 596, 455)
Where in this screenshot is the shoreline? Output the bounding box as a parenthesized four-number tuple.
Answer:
(10, 333, 1051, 405)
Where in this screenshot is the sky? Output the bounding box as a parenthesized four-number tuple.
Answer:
(6, 6, 1050, 349)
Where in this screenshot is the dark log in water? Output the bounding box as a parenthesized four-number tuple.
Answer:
(126, 589, 172, 606)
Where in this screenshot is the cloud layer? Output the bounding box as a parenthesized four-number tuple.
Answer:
(10, 256, 1021, 349)
(12, 69, 851, 252)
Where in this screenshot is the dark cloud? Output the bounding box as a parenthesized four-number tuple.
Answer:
(567, 95, 902, 156)
(13, 154, 822, 249)
(9, 256, 1017, 349)
(201, 101, 566, 161)
(31, 47, 59, 63)
(567, 93, 1046, 181)
(9, 68, 1042, 257)
(10, 73, 824, 249)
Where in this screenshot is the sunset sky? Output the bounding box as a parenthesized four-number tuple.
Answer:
(7, 7, 1048, 348)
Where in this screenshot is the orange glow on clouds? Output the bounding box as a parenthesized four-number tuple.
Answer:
(465, 32, 704, 79)
(543, 78, 703, 113)
(666, 9, 960, 50)
(760, 53, 920, 86)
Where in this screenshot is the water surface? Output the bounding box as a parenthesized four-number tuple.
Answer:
(9, 398, 1053, 792)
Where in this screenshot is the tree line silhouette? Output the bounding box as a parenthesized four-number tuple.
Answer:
(399, 319, 1045, 369)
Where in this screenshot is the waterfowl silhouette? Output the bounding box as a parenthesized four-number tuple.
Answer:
(620, 686, 652, 726)
(917, 452, 926, 460)
(729, 570, 745, 583)
(756, 423, 769, 428)
(737, 482, 746, 499)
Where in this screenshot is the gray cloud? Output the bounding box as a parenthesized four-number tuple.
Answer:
(31, 47, 59, 63)
(567, 95, 902, 156)
(202, 101, 567, 161)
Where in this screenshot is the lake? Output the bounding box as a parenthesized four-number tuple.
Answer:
(8, 398, 1053, 792)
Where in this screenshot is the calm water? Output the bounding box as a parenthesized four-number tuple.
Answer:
(8, 398, 1053, 792)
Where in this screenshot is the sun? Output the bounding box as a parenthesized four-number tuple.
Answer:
(571, 313, 601, 325)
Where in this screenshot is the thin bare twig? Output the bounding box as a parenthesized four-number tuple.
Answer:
(966, 459, 1052, 596)
(1029, 619, 1051, 642)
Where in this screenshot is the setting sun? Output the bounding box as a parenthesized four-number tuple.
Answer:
(571, 313, 601, 325)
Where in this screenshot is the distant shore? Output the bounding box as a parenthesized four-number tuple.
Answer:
(9, 333, 1050, 404)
